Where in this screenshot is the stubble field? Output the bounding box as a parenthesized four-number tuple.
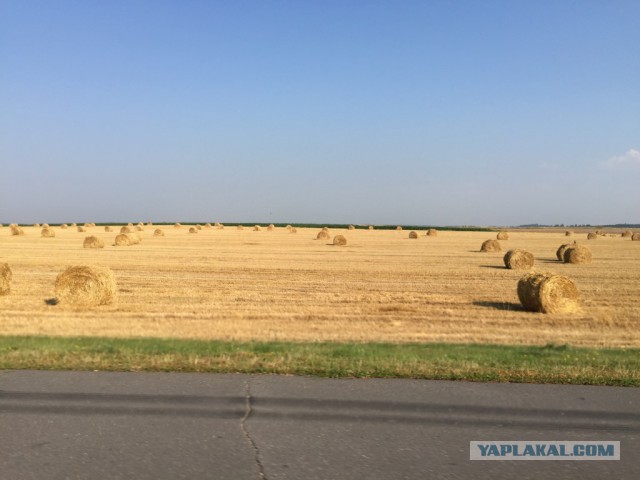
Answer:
(1, 225, 638, 348)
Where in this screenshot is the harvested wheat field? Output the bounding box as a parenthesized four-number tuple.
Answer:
(0, 225, 639, 347)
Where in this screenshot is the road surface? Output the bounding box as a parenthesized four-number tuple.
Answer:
(0, 371, 638, 479)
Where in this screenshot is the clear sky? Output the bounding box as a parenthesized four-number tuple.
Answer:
(1, 0, 638, 226)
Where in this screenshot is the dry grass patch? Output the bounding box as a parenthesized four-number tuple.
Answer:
(1, 228, 639, 348)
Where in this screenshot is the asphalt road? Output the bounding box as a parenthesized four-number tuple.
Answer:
(0, 371, 638, 479)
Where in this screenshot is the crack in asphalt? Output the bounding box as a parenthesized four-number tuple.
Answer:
(241, 378, 267, 480)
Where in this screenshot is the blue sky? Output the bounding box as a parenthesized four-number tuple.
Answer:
(1, 0, 638, 225)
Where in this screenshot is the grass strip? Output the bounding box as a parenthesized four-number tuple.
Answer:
(0, 336, 638, 386)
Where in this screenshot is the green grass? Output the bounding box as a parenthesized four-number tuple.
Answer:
(1, 336, 638, 386)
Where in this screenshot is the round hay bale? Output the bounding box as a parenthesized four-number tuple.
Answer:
(322, 227, 329, 232)
(480, 239, 501, 252)
(10, 226, 25, 236)
(496, 231, 509, 240)
(290, 227, 297, 233)
(120, 226, 131, 234)
(83, 236, 104, 249)
(396, 226, 402, 231)
(267, 224, 275, 231)
(595, 229, 604, 235)
(253, 225, 262, 231)
(137, 222, 144, 227)
(42, 224, 49, 228)
(153, 229, 165, 237)
(174, 223, 181, 228)
(41, 227, 55, 238)
(216, 224, 225, 230)
(348, 225, 355, 230)
(33, 223, 40, 228)
(632, 233, 640, 241)
(195, 225, 202, 230)
(54, 265, 117, 307)
(368, 225, 374, 230)
(427, 229, 438, 236)
(587, 232, 597, 240)
(621, 230, 632, 238)
(316, 230, 330, 240)
(565, 230, 573, 236)
(503, 249, 534, 269)
(204, 223, 212, 229)
(114, 234, 134, 246)
(71, 223, 77, 227)
(0, 262, 12, 295)
(286, 224, 292, 230)
(556, 242, 576, 261)
(83, 223, 91, 228)
(61, 224, 68, 229)
(333, 235, 347, 246)
(77, 226, 85, 233)
(237, 225, 244, 230)
(188, 227, 198, 234)
(564, 245, 592, 264)
(135, 225, 144, 232)
(408, 231, 418, 239)
(104, 226, 113, 232)
(127, 223, 134, 227)
(146, 222, 153, 227)
(517, 272, 580, 314)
